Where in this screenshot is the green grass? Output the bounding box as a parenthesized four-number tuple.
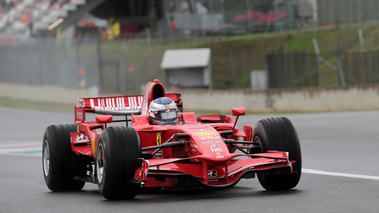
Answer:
(79, 24, 379, 91)
(204, 27, 379, 88)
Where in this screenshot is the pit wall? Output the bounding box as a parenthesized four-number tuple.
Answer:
(181, 85, 379, 113)
(1, 83, 379, 113)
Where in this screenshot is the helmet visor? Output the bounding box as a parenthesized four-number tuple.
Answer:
(154, 109, 178, 121)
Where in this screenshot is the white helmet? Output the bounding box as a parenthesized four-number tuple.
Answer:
(149, 97, 178, 125)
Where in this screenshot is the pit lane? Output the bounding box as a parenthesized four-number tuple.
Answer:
(1, 108, 379, 212)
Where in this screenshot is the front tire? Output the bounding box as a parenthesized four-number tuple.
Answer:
(42, 124, 86, 191)
(252, 117, 302, 190)
(96, 126, 141, 200)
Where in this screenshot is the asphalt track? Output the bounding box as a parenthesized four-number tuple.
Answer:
(1, 107, 379, 212)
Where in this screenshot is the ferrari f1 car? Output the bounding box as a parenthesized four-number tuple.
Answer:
(42, 79, 302, 200)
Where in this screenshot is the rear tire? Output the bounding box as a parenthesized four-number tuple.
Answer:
(96, 126, 141, 200)
(252, 117, 302, 190)
(42, 124, 86, 191)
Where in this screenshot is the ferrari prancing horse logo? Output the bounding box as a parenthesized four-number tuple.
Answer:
(156, 132, 162, 145)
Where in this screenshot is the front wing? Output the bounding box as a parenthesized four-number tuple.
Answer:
(134, 151, 294, 188)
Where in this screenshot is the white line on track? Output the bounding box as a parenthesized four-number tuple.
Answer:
(303, 168, 379, 181)
(0, 141, 41, 156)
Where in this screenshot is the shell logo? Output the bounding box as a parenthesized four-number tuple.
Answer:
(91, 138, 96, 157)
(194, 131, 215, 136)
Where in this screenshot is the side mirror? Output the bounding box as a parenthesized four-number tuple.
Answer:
(232, 108, 246, 116)
(96, 115, 113, 124)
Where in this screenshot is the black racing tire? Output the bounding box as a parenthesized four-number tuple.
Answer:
(96, 126, 141, 200)
(251, 117, 302, 190)
(42, 124, 86, 191)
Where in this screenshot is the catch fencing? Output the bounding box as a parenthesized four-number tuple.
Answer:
(317, 0, 379, 26)
(266, 50, 379, 89)
(0, 38, 100, 89)
(2, 35, 379, 93)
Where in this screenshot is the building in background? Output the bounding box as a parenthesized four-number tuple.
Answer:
(161, 48, 212, 89)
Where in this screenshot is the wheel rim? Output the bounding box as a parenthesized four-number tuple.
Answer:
(42, 140, 50, 177)
(96, 143, 104, 184)
(253, 136, 264, 151)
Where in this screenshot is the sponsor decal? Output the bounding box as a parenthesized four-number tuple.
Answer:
(193, 131, 215, 136)
(190, 142, 198, 149)
(76, 134, 88, 142)
(199, 135, 221, 140)
(216, 152, 224, 159)
(210, 144, 219, 148)
(202, 141, 222, 144)
(91, 138, 96, 157)
(77, 112, 83, 119)
(156, 132, 162, 145)
(199, 136, 221, 140)
(208, 170, 217, 177)
(211, 148, 223, 153)
(165, 104, 169, 109)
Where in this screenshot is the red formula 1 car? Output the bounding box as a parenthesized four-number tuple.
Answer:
(42, 79, 302, 200)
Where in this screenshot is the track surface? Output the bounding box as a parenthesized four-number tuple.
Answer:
(1, 108, 379, 212)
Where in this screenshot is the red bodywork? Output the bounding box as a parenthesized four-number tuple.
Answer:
(71, 79, 294, 188)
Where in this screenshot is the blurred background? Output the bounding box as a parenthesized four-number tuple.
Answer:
(1, 0, 379, 95)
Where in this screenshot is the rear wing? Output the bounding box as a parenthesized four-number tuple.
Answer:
(77, 95, 144, 115)
(74, 93, 182, 123)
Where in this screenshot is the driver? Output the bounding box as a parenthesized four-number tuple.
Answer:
(148, 97, 178, 125)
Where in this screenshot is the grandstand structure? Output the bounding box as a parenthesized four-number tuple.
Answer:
(0, 0, 164, 40)
(0, 0, 106, 38)
(0, 0, 316, 42)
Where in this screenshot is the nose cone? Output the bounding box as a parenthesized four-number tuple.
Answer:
(189, 128, 241, 164)
(195, 153, 242, 165)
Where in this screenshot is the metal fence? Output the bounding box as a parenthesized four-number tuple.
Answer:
(266, 50, 379, 88)
(0, 38, 100, 88)
(317, 0, 379, 25)
(267, 51, 317, 88)
(166, 0, 307, 35)
(0, 36, 217, 93)
(2, 33, 379, 93)
(343, 50, 379, 85)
